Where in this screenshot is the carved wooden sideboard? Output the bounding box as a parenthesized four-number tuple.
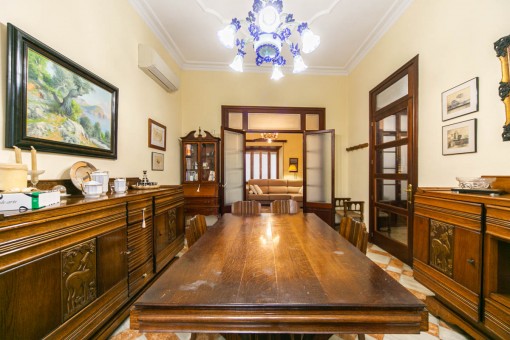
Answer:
(413, 188, 510, 339)
(0, 186, 184, 339)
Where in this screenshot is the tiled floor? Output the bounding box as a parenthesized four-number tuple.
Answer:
(109, 244, 470, 340)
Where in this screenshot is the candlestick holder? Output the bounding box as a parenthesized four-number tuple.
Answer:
(28, 170, 45, 190)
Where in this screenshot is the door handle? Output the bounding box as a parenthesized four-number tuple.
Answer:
(406, 184, 413, 204)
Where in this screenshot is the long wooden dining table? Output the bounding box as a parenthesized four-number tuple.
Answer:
(131, 213, 427, 336)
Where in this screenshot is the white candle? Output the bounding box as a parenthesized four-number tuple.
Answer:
(14, 146, 22, 164)
(31, 146, 37, 171)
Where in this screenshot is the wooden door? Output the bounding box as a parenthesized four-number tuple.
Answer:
(221, 127, 246, 213)
(369, 56, 418, 264)
(303, 130, 335, 226)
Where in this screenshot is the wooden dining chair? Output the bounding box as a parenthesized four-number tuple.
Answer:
(270, 199, 299, 214)
(185, 214, 207, 248)
(333, 197, 351, 229)
(231, 200, 261, 216)
(343, 200, 364, 222)
(339, 217, 369, 255)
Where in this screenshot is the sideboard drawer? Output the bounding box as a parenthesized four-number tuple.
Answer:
(128, 259, 154, 297)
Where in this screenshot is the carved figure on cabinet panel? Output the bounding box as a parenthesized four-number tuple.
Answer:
(430, 220, 454, 277)
(167, 208, 177, 241)
(62, 240, 97, 321)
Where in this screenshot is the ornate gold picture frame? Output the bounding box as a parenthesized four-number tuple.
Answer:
(495, 34, 510, 141)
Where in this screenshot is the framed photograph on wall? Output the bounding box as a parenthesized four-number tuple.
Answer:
(148, 118, 166, 150)
(442, 77, 479, 121)
(152, 152, 164, 171)
(6, 23, 119, 159)
(442, 119, 477, 155)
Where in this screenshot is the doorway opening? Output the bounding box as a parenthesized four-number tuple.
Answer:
(221, 106, 336, 226)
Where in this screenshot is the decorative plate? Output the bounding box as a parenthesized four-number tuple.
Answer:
(70, 161, 97, 191)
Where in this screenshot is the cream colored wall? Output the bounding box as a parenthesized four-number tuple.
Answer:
(347, 0, 510, 206)
(181, 71, 349, 195)
(0, 0, 182, 184)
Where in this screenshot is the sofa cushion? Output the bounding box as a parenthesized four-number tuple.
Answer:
(287, 180, 303, 187)
(290, 194, 303, 202)
(269, 186, 288, 194)
(253, 184, 264, 195)
(287, 186, 300, 193)
(269, 194, 292, 200)
(267, 179, 287, 187)
(248, 193, 270, 200)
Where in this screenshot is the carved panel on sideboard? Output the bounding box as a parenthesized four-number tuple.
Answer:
(429, 220, 454, 278)
(62, 239, 97, 321)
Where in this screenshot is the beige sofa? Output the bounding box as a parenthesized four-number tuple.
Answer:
(246, 179, 303, 206)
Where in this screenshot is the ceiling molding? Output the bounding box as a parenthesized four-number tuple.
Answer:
(129, 0, 185, 67)
(194, 0, 229, 24)
(308, 0, 346, 25)
(345, 0, 414, 73)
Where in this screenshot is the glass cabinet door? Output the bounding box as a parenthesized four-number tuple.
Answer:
(184, 143, 198, 182)
(200, 143, 216, 182)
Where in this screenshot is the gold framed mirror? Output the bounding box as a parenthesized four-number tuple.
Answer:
(495, 34, 510, 141)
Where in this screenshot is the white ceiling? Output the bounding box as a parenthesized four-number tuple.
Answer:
(129, 0, 413, 75)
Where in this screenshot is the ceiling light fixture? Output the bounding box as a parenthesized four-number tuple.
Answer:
(218, 0, 320, 80)
(261, 132, 278, 143)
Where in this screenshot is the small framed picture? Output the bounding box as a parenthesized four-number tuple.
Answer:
(442, 119, 477, 155)
(442, 78, 479, 121)
(152, 152, 164, 171)
(148, 118, 166, 150)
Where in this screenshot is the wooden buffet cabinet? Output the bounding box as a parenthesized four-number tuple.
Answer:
(0, 186, 184, 339)
(413, 188, 510, 339)
(181, 129, 220, 218)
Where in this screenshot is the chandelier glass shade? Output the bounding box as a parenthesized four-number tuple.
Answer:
(217, 0, 320, 80)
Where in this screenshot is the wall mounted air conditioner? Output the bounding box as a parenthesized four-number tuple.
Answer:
(138, 44, 179, 92)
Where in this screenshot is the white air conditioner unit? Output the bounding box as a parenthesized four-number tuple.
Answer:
(138, 44, 179, 92)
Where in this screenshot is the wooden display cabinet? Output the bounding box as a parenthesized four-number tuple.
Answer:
(413, 187, 510, 339)
(181, 129, 220, 218)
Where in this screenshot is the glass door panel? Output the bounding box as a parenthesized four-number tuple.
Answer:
(304, 130, 335, 226)
(222, 128, 245, 212)
(376, 145, 408, 175)
(375, 207, 408, 245)
(200, 143, 216, 182)
(184, 143, 198, 182)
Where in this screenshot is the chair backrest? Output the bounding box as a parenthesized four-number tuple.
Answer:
(194, 214, 207, 235)
(339, 217, 368, 255)
(334, 197, 351, 210)
(339, 216, 352, 239)
(270, 199, 299, 214)
(185, 214, 207, 248)
(343, 200, 365, 222)
(231, 201, 261, 216)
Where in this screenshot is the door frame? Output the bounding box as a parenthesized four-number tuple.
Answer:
(369, 55, 419, 264)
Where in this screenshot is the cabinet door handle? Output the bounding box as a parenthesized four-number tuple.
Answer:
(467, 258, 475, 264)
(123, 249, 132, 255)
(142, 273, 148, 279)
(142, 208, 146, 229)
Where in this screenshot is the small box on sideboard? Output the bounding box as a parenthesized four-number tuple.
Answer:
(0, 190, 60, 212)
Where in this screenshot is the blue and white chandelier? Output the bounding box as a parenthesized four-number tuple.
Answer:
(217, 0, 320, 80)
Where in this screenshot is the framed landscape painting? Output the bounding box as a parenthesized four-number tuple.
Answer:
(442, 119, 477, 155)
(441, 78, 479, 121)
(6, 23, 118, 159)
